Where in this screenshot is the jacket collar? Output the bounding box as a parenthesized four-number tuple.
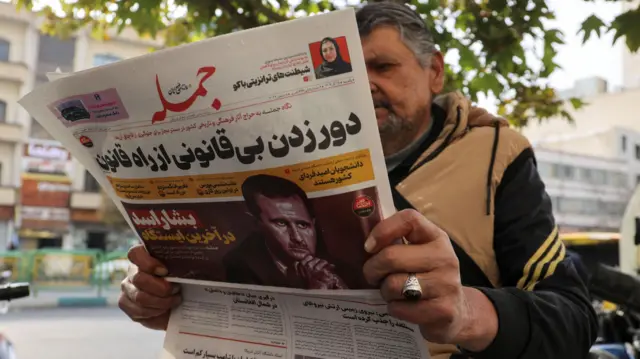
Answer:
(432, 91, 471, 144)
(412, 91, 509, 167)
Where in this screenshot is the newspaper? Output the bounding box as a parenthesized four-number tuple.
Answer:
(18, 8, 429, 359)
(161, 285, 429, 359)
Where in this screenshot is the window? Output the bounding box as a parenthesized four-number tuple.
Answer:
(555, 164, 575, 180)
(0, 39, 9, 62)
(579, 168, 592, 182)
(93, 53, 122, 67)
(84, 170, 101, 193)
(636, 145, 640, 160)
(536, 162, 553, 178)
(591, 169, 607, 185)
(0, 101, 5, 123)
(556, 197, 626, 217)
(622, 135, 628, 152)
(558, 197, 584, 213)
(611, 172, 628, 187)
(37, 34, 75, 72)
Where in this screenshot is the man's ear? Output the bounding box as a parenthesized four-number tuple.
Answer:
(428, 51, 445, 94)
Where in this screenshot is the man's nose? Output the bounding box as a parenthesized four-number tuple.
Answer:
(288, 226, 303, 243)
(369, 79, 379, 94)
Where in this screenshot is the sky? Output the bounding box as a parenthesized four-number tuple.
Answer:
(22, 0, 630, 107)
(544, 0, 625, 91)
(481, 0, 627, 110)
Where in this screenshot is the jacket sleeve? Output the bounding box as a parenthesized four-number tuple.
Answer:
(472, 147, 598, 359)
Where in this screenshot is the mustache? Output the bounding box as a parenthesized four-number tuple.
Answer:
(288, 243, 309, 250)
(373, 99, 392, 110)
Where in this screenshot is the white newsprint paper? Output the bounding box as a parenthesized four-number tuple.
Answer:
(19, 8, 429, 359)
(161, 285, 429, 359)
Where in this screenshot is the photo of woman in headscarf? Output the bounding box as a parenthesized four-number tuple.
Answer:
(314, 37, 353, 79)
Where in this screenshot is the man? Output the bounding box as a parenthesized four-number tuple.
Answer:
(119, 2, 598, 358)
(223, 174, 352, 289)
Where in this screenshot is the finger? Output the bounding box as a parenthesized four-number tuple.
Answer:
(123, 279, 182, 310)
(118, 292, 168, 321)
(139, 311, 172, 331)
(379, 272, 460, 302)
(293, 262, 304, 277)
(294, 261, 307, 279)
(129, 270, 179, 298)
(128, 245, 168, 277)
(362, 241, 457, 285)
(364, 209, 446, 254)
(301, 255, 314, 267)
(313, 259, 330, 272)
(305, 258, 322, 271)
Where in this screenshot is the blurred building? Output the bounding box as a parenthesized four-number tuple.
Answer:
(0, 2, 161, 250)
(534, 146, 632, 232)
(523, 0, 640, 231)
(524, 74, 640, 232)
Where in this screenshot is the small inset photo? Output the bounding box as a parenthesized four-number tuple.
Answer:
(55, 99, 91, 123)
(309, 36, 353, 79)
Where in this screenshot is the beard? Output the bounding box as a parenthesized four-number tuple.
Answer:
(374, 99, 419, 157)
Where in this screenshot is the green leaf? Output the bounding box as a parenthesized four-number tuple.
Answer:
(578, 14, 606, 43)
(471, 72, 504, 97)
(569, 97, 587, 110)
(560, 110, 575, 124)
(458, 44, 481, 71)
(611, 8, 640, 53)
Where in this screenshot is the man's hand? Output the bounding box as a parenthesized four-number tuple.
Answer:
(362, 209, 498, 351)
(118, 245, 182, 330)
(297, 255, 348, 289)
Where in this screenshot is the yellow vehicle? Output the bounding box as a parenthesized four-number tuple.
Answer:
(560, 232, 620, 270)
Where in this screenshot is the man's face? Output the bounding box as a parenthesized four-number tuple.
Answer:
(255, 194, 317, 264)
(321, 41, 337, 62)
(361, 26, 445, 156)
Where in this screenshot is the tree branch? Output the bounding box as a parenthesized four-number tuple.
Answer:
(216, 0, 258, 29)
(252, 1, 288, 23)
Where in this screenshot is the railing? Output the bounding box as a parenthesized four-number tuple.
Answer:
(0, 249, 129, 296)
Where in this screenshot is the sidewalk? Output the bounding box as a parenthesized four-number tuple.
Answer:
(9, 289, 120, 310)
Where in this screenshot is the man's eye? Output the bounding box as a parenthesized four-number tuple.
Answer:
(274, 220, 286, 227)
(376, 63, 392, 71)
(297, 223, 309, 229)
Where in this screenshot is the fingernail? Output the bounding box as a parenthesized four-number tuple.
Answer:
(154, 267, 168, 277)
(171, 285, 181, 295)
(364, 236, 376, 253)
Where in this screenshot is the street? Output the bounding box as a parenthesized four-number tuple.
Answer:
(0, 308, 165, 359)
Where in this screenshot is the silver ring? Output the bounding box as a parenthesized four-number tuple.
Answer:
(402, 273, 422, 300)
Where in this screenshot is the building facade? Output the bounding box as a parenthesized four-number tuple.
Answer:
(0, 4, 36, 249)
(523, 38, 640, 232)
(0, 2, 161, 250)
(534, 146, 632, 232)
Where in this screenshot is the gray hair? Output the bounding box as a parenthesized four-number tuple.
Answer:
(356, 2, 438, 67)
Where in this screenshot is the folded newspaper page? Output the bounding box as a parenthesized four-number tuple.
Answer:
(161, 285, 430, 359)
(19, 8, 430, 359)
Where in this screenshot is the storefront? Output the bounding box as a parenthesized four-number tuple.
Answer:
(71, 209, 107, 251)
(17, 140, 73, 249)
